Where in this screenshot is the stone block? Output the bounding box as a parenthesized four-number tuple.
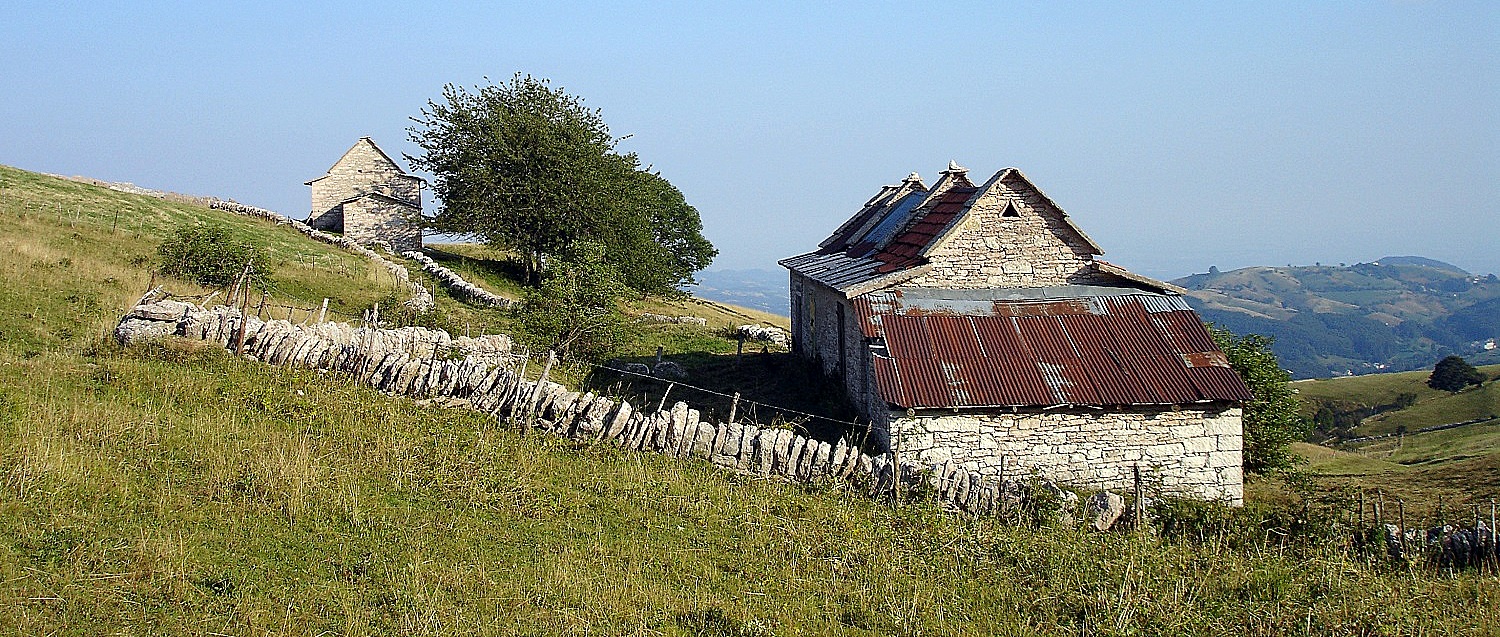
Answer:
(690, 423, 716, 460)
(1183, 437, 1217, 454)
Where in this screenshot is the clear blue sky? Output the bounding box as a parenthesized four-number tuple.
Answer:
(3, 2, 1496, 279)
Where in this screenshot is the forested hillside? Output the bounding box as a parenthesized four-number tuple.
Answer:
(1174, 259, 1500, 378)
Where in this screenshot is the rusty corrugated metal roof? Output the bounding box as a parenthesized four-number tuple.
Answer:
(855, 289, 1252, 409)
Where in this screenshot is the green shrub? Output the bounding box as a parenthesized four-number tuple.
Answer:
(156, 223, 270, 288)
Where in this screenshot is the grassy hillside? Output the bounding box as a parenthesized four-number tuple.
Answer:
(1295, 363, 1500, 437)
(0, 165, 402, 352)
(3, 165, 1499, 634)
(1296, 433, 1500, 521)
(1293, 364, 1500, 517)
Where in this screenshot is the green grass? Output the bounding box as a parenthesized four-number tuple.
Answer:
(0, 165, 405, 351)
(1293, 365, 1500, 517)
(3, 164, 1499, 634)
(1294, 364, 1500, 436)
(1363, 383, 1500, 434)
(5, 342, 1499, 634)
(421, 243, 530, 300)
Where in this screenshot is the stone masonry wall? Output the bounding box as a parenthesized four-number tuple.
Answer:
(403, 251, 515, 309)
(905, 173, 1109, 289)
(793, 274, 884, 428)
(114, 298, 1086, 519)
(309, 140, 420, 220)
(889, 405, 1244, 504)
(309, 139, 423, 251)
(343, 197, 421, 252)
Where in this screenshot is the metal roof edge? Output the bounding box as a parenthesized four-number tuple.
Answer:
(840, 263, 933, 298)
(1091, 261, 1187, 294)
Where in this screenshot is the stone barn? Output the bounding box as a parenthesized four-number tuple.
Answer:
(305, 137, 424, 252)
(779, 162, 1252, 502)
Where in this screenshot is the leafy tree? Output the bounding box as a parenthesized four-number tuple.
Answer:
(609, 167, 717, 295)
(1427, 355, 1484, 392)
(1209, 326, 1307, 473)
(408, 74, 715, 294)
(517, 242, 631, 361)
(156, 224, 270, 288)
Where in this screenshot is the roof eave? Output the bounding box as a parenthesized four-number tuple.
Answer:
(895, 398, 1242, 413)
(840, 263, 932, 298)
(1091, 261, 1187, 294)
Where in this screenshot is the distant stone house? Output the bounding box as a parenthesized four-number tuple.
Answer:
(779, 163, 1252, 502)
(306, 137, 424, 252)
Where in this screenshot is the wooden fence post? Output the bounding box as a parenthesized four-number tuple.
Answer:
(1133, 464, 1144, 532)
(996, 455, 1007, 519)
(234, 276, 252, 357)
(523, 351, 556, 430)
(318, 298, 328, 323)
(656, 382, 674, 413)
(1398, 499, 1406, 562)
(505, 353, 531, 426)
(728, 392, 740, 425)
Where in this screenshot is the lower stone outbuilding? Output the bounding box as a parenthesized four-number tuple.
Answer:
(781, 163, 1253, 503)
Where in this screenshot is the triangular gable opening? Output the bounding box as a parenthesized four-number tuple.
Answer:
(1001, 201, 1021, 218)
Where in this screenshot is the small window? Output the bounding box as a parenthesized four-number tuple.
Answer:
(1001, 201, 1020, 217)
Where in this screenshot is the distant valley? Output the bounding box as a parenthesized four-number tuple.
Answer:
(687, 268, 790, 316)
(691, 257, 1500, 380)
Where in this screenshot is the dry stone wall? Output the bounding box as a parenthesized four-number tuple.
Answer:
(114, 298, 1046, 518)
(638, 313, 709, 326)
(402, 251, 515, 309)
(209, 200, 434, 311)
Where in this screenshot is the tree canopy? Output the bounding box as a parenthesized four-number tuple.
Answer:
(1428, 355, 1485, 392)
(407, 75, 716, 294)
(1209, 326, 1307, 474)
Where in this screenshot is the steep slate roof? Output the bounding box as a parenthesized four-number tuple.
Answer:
(853, 288, 1252, 409)
(872, 186, 977, 273)
(305, 137, 426, 185)
(338, 191, 420, 210)
(781, 164, 1112, 295)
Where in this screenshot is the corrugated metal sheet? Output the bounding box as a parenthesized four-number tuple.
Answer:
(855, 290, 1253, 409)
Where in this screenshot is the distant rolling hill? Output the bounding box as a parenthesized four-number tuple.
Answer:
(1174, 258, 1500, 379)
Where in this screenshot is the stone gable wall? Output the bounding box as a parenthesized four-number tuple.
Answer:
(310, 142, 420, 216)
(309, 140, 423, 251)
(888, 405, 1244, 503)
(905, 174, 1107, 289)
